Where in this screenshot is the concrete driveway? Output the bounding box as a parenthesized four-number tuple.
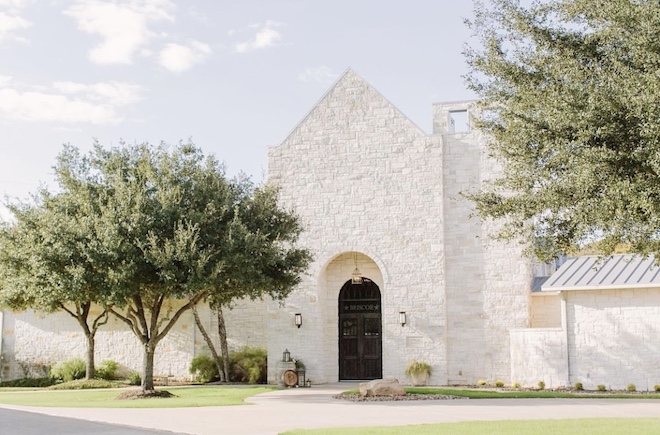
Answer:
(1, 384, 660, 435)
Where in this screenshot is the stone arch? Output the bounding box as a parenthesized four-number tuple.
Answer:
(316, 251, 384, 381)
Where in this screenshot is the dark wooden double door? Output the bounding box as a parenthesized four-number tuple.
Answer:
(339, 279, 382, 380)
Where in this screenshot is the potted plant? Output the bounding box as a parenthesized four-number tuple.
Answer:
(405, 360, 432, 386)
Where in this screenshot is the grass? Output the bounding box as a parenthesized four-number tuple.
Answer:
(281, 418, 660, 434)
(0, 385, 276, 408)
(342, 387, 660, 399)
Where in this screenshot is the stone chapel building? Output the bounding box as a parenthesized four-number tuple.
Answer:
(2, 70, 659, 390)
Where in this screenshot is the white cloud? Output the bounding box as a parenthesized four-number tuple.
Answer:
(234, 20, 283, 54)
(158, 40, 210, 73)
(52, 80, 144, 106)
(64, 0, 175, 65)
(298, 66, 339, 84)
(0, 0, 31, 43)
(0, 79, 143, 124)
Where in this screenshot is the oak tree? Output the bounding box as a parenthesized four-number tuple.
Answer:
(464, 0, 660, 260)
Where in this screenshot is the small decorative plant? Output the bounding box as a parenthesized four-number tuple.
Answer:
(477, 379, 487, 386)
(537, 381, 546, 390)
(405, 360, 432, 386)
(597, 384, 606, 391)
(654, 384, 660, 392)
(128, 371, 142, 386)
(574, 382, 583, 391)
(495, 380, 504, 388)
(513, 382, 521, 389)
(627, 383, 636, 392)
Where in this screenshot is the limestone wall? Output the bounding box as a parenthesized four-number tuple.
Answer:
(510, 328, 567, 388)
(268, 70, 447, 384)
(0, 297, 267, 382)
(530, 293, 561, 328)
(435, 101, 531, 385)
(566, 288, 660, 391)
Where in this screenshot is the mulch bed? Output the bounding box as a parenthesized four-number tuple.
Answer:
(116, 389, 177, 400)
(333, 393, 468, 402)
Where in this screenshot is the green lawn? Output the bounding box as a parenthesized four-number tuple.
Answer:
(0, 386, 275, 408)
(281, 418, 660, 435)
(342, 387, 660, 399)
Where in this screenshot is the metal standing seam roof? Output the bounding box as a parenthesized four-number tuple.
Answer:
(541, 254, 660, 291)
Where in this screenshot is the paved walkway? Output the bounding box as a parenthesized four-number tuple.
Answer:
(2, 384, 660, 434)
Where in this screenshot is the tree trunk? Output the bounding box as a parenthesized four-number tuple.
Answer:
(85, 334, 96, 379)
(217, 307, 230, 382)
(192, 304, 225, 382)
(142, 342, 157, 391)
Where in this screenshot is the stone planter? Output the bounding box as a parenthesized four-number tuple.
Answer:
(410, 372, 429, 386)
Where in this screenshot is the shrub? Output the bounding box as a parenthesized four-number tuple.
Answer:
(574, 382, 583, 391)
(404, 360, 432, 377)
(96, 360, 119, 381)
(627, 383, 636, 392)
(494, 380, 504, 388)
(128, 371, 141, 386)
(229, 346, 267, 384)
(50, 358, 86, 382)
(190, 355, 220, 383)
(512, 382, 521, 389)
(597, 384, 606, 391)
(476, 380, 487, 386)
(537, 381, 545, 390)
(655, 384, 660, 392)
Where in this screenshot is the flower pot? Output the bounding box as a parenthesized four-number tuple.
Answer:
(410, 372, 429, 386)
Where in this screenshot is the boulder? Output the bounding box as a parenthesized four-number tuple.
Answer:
(359, 378, 406, 397)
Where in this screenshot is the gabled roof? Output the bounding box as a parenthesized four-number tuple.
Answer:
(542, 254, 660, 291)
(276, 68, 427, 147)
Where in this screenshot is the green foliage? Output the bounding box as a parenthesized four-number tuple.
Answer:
(128, 371, 142, 386)
(537, 381, 545, 390)
(190, 355, 220, 383)
(95, 360, 119, 381)
(574, 382, 583, 391)
(597, 384, 607, 392)
(229, 347, 267, 384)
(655, 385, 660, 393)
(495, 380, 505, 388)
(404, 360, 432, 377)
(512, 382, 521, 389)
(0, 377, 56, 388)
(50, 358, 86, 383)
(464, 0, 660, 261)
(477, 380, 487, 386)
(627, 383, 637, 392)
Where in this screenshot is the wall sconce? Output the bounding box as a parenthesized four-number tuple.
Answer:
(283, 349, 291, 362)
(294, 313, 302, 328)
(399, 311, 407, 327)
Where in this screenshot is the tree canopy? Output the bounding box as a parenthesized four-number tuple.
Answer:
(464, 0, 660, 261)
(1, 142, 312, 391)
(0, 153, 113, 379)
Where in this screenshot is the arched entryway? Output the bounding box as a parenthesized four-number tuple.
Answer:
(338, 278, 382, 380)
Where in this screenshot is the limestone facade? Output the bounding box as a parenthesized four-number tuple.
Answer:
(2, 70, 659, 390)
(266, 70, 531, 385)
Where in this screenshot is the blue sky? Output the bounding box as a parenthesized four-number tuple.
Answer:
(1, 0, 478, 218)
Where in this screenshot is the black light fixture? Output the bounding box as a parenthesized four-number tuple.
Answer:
(283, 349, 291, 362)
(295, 313, 302, 328)
(399, 311, 407, 327)
(351, 252, 363, 285)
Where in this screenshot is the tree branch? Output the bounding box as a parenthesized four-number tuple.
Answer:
(155, 291, 207, 343)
